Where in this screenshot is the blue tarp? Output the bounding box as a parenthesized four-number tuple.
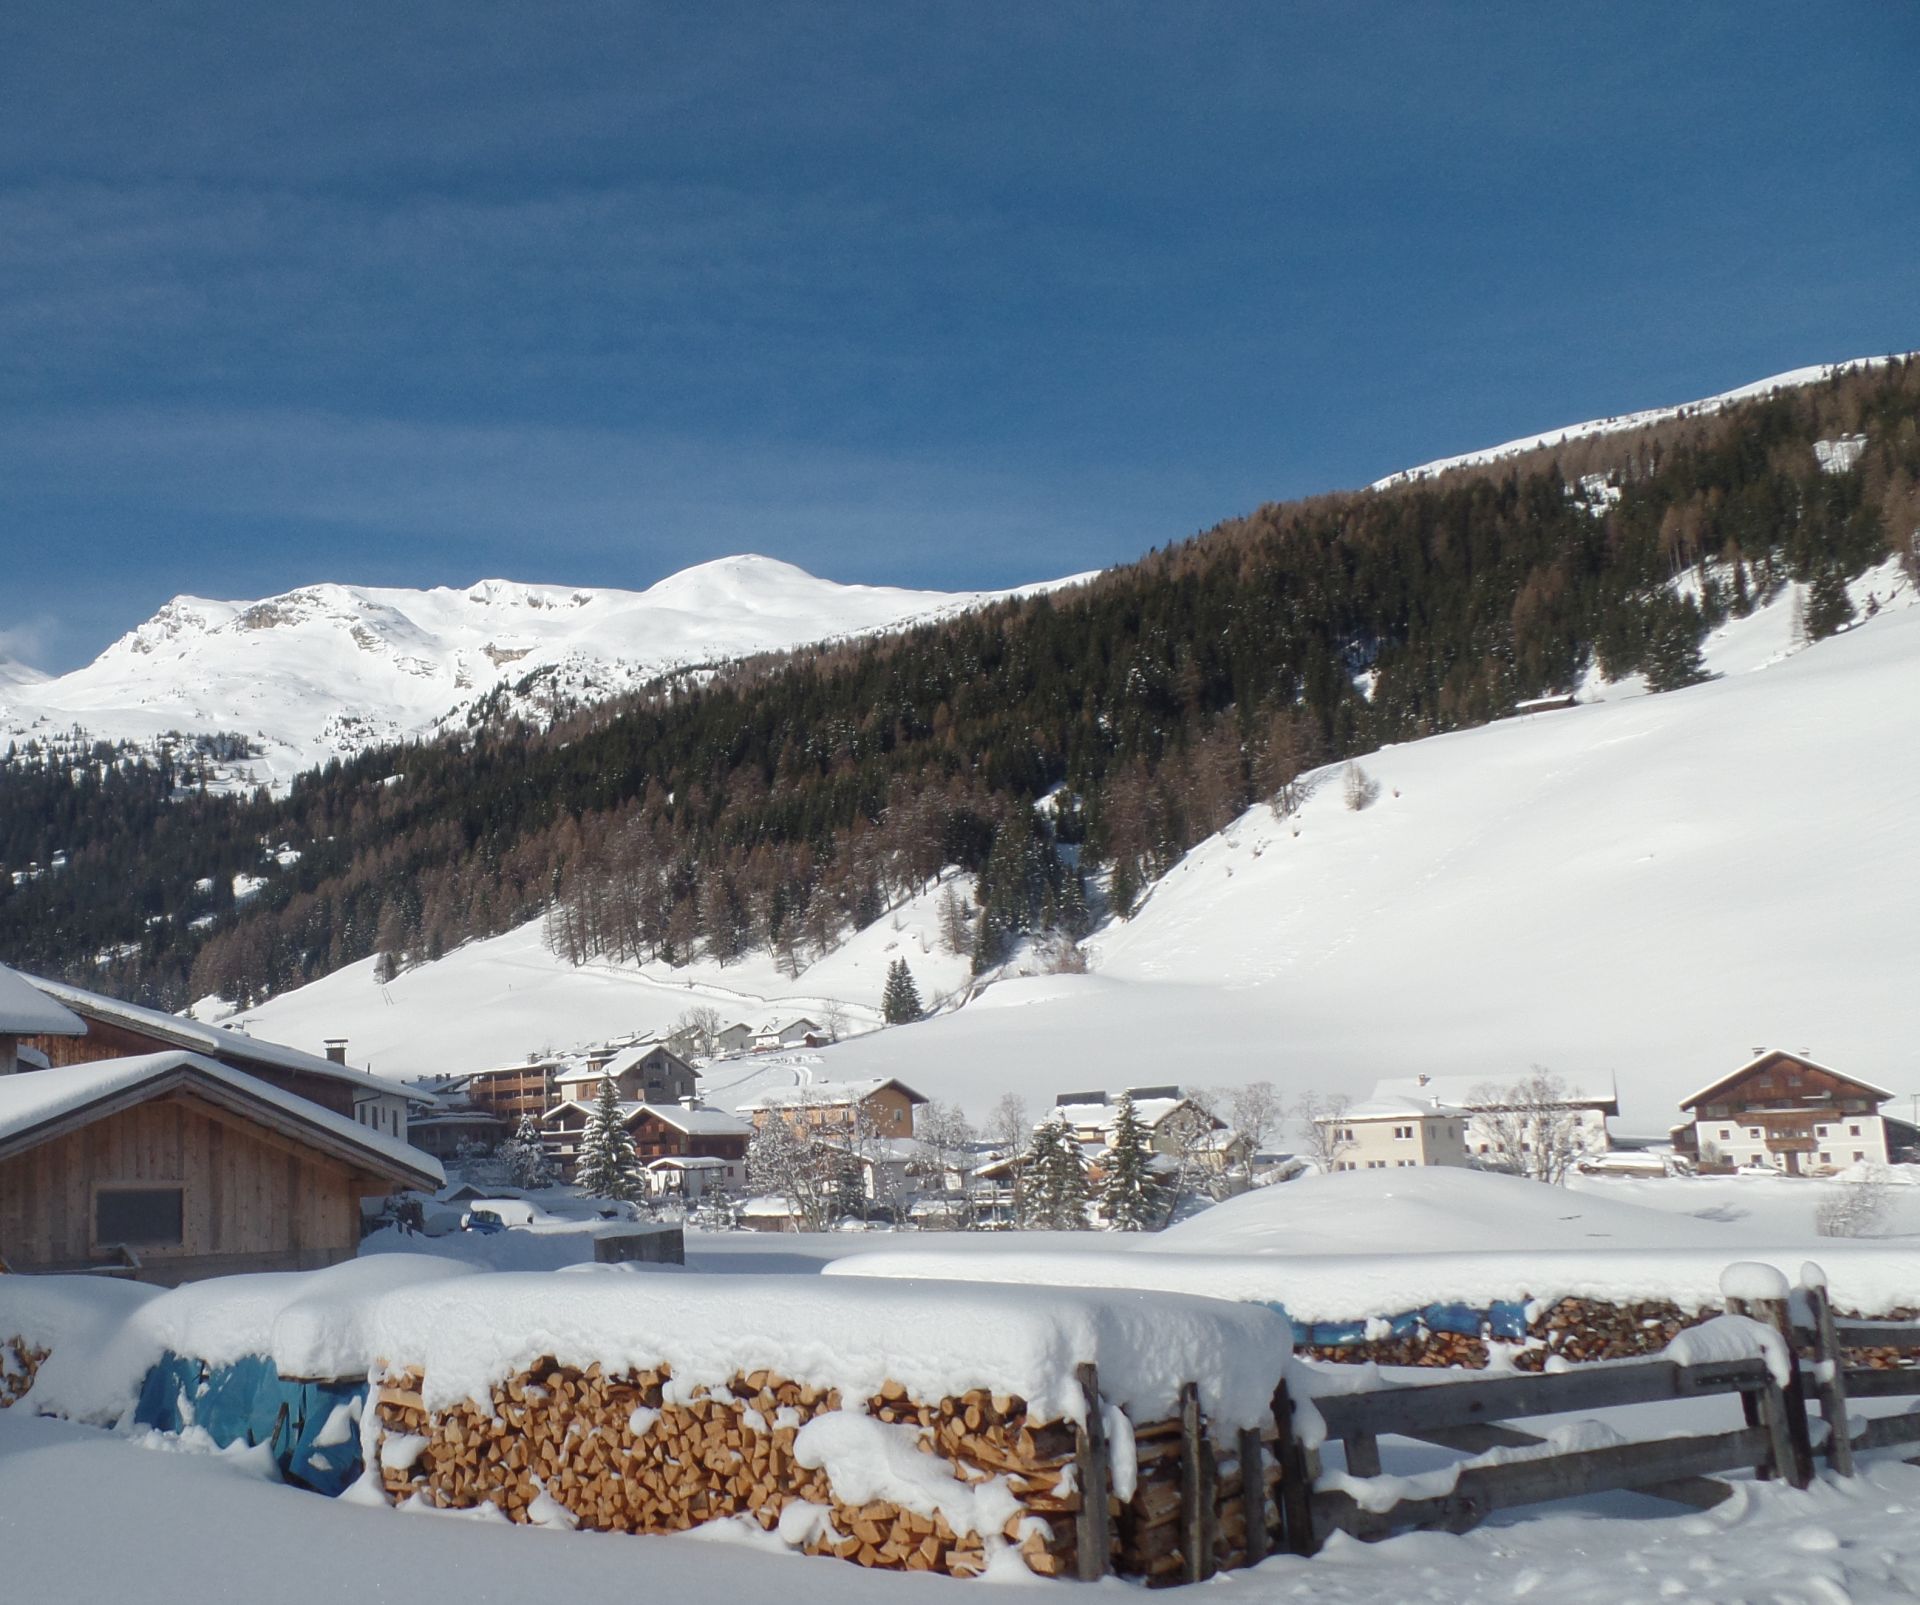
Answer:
(1254, 1298, 1538, 1349)
(133, 1350, 365, 1495)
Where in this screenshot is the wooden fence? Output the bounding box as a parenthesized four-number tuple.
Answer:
(1068, 1266, 1920, 1579)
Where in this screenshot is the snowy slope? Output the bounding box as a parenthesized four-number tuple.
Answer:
(0, 556, 1083, 789)
(1373, 353, 1901, 488)
(792, 566, 1920, 1132)
(230, 872, 979, 1084)
(233, 564, 1920, 1134)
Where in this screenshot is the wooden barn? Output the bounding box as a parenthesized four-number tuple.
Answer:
(14, 969, 414, 1139)
(0, 1050, 442, 1284)
(0, 963, 85, 1074)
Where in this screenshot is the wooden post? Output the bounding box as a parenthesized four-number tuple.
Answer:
(1238, 1425, 1270, 1566)
(1727, 1293, 1811, 1490)
(1801, 1278, 1855, 1476)
(1179, 1381, 1217, 1581)
(1271, 1376, 1320, 1558)
(1343, 1431, 1383, 1478)
(1072, 1362, 1113, 1581)
(1754, 1295, 1816, 1489)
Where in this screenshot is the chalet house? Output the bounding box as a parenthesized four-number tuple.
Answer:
(753, 1017, 828, 1052)
(1047, 1087, 1247, 1171)
(16, 971, 413, 1140)
(1317, 1096, 1474, 1171)
(0, 963, 85, 1074)
(1367, 1073, 1618, 1163)
(713, 1022, 757, 1056)
(400, 1078, 509, 1161)
(1680, 1050, 1892, 1176)
(538, 1100, 751, 1188)
(735, 1077, 926, 1139)
(553, 1041, 700, 1107)
(0, 1049, 441, 1284)
(464, 1055, 562, 1124)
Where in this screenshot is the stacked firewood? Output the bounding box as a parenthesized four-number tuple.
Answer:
(1829, 1306, 1920, 1371)
(1519, 1298, 1696, 1367)
(1300, 1331, 1489, 1369)
(0, 1337, 48, 1408)
(1114, 1416, 1275, 1582)
(370, 1359, 1085, 1578)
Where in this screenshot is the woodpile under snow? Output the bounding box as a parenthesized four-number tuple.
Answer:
(368, 1357, 1270, 1580)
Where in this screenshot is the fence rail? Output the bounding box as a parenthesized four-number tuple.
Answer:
(1252, 1264, 1920, 1561)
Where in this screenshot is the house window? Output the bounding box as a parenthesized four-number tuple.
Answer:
(1855, 1152, 1865, 1162)
(1747, 1128, 1762, 1140)
(1719, 1128, 1732, 1141)
(95, 1186, 184, 1248)
(1850, 1125, 1862, 1137)
(1367, 1160, 1386, 1170)
(1820, 1152, 1830, 1165)
(1393, 1125, 1414, 1140)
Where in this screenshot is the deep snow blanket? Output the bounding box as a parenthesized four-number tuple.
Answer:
(824, 1243, 1920, 1326)
(0, 1257, 1289, 1431)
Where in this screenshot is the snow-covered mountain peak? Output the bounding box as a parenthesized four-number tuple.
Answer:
(0, 556, 1079, 789)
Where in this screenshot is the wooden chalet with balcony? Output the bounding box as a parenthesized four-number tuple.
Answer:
(1678, 1049, 1893, 1176)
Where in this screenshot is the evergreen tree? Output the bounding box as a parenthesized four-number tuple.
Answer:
(1022, 1117, 1090, 1230)
(1101, 1092, 1161, 1231)
(1805, 566, 1856, 641)
(499, 1113, 556, 1189)
(1643, 598, 1708, 692)
(575, 1077, 640, 1201)
(882, 958, 924, 1024)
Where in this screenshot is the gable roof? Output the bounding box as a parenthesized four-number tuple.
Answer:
(1681, 1049, 1894, 1111)
(555, 1041, 698, 1084)
(0, 963, 85, 1036)
(735, 1076, 928, 1113)
(0, 1050, 442, 1190)
(632, 1103, 750, 1137)
(1049, 1091, 1217, 1135)
(1337, 1095, 1468, 1121)
(1368, 1073, 1619, 1116)
(24, 973, 415, 1099)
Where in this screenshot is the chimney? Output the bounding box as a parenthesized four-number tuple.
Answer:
(1417, 1074, 1430, 1087)
(323, 1038, 348, 1065)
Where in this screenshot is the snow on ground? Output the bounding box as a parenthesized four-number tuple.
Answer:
(1371, 353, 1900, 488)
(13, 1368, 1920, 1603)
(0, 556, 1088, 789)
(232, 872, 977, 1081)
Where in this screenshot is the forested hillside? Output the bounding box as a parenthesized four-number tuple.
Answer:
(4, 360, 1916, 1011)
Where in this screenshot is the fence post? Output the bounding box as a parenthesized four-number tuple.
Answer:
(1270, 1376, 1320, 1558)
(1238, 1425, 1270, 1566)
(1800, 1269, 1855, 1477)
(1073, 1362, 1112, 1580)
(1179, 1381, 1217, 1581)
(1727, 1292, 1813, 1490)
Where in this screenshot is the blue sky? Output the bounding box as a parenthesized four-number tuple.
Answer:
(4, 3, 1916, 670)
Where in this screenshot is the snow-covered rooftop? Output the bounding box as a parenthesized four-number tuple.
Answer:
(23, 973, 414, 1098)
(736, 1077, 926, 1112)
(1369, 1073, 1620, 1115)
(0, 962, 86, 1036)
(1337, 1094, 1468, 1121)
(1681, 1048, 1895, 1110)
(0, 1050, 441, 1188)
(1049, 1093, 1201, 1134)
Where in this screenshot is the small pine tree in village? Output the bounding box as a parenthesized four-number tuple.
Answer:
(499, 1112, 556, 1190)
(1101, 1092, 1161, 1231)
(882, 958, 924, 1024)
(575, 1077, 640, 1202)
(1022, 1116, 1090, 1230)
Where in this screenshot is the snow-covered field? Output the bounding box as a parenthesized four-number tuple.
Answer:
(11, 1170, 1920, 1605)
(239, 559, 1920, 1136)
(14, 1399, 1920, 1605)
(0, 555, 1085, 787)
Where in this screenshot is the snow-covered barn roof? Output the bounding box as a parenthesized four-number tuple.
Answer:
(0, 1050, 442, 1189)
(1331, 1095, 1468, 1122)
(1680, 1049, 1894, 1110)
(1368, 1073, 1620, 1116)
(635, 1103, 750, 1137)
(1048, 1089, 1213, 1135)
(554, 1040, 697, 1084)
(0, 962, 86, 1036)
(736, 1077, 927, 1113)
(23, 973, 414, 1098)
